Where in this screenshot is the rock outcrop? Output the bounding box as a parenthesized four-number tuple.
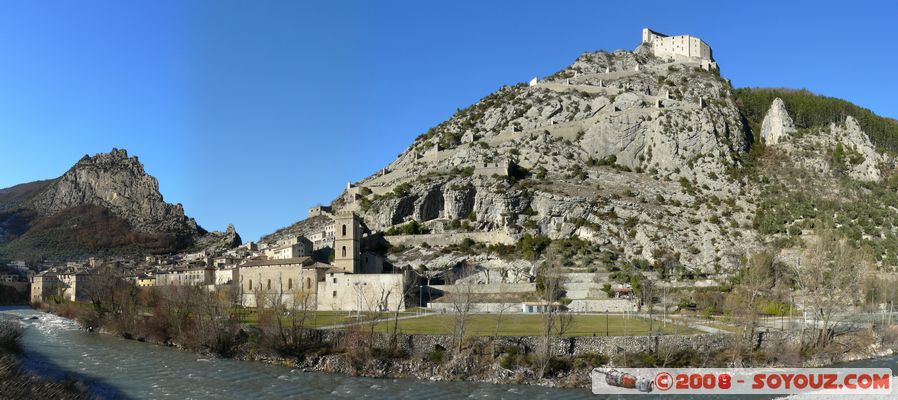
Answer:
(760, 98, 796, 145)
(0, 148, 240, 259)
(774, 112, 886, 183)
(29, 148, 200, 236)
(831, 116, 884, 182)
(193, 223, 242, 254)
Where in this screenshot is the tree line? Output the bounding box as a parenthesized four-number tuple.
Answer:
(735, 88, 898, 154)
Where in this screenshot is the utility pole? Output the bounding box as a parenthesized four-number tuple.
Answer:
(647, 282, 654, 338)
(888, 300, 895, 326)
(790, 294, 794, 331)
(780, 306, 786, 331)
(661, 286, 667, 330)
(625, 310, 629, 336)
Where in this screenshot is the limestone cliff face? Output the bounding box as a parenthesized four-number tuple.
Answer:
(29, 148, 200, 236)
(760, 98, 796, 145)
(304, 49, 760, 273)
(775, 115, 887, 182)
(249, 51, 898, 278)
(832, 116, 885, 182)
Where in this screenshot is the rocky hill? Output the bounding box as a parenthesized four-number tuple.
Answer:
(302, 45, 758, 274)
(0, 149, 240, 261)
(260, 40, 898, 290)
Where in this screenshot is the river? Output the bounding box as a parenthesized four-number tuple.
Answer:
(2, 307, 598, 399)
(1, 307, 895, 400)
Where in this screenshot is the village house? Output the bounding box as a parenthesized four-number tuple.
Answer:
(306, 227, 335, 251)
(212, 255, 240, 269)
(133, 274, 156, 287)
(6, 261, 27, 270)
(30, 271, 95, 303)
(155, 267, 215, 287)
(214, 267, 237, 285)
(0, 272, 28, 298)
(265, 236, 313, 259)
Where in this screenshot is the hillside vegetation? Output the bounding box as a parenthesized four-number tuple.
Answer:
(0, 205, 183, 262)
(735, 88, 898, 154)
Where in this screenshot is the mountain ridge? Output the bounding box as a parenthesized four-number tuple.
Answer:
(0, 148, 240, 261)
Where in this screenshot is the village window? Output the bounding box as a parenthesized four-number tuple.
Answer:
(341, 246, 346, 257)
(288, 278, 293, 289)
(267, 279, 271, 290)
(306, 277, 311, 289)
(332, 277, 337, 283)
(342, 224, 346, 236)
(332, 291, 337, 297)
(248, 280, 253, 291)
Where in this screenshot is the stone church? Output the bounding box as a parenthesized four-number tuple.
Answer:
(237, 212, 408, 312)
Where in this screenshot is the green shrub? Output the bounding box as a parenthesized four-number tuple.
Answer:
(426, 344, 446, 364)
(384, 220, 428, 236)
(392, 182, 412, 196)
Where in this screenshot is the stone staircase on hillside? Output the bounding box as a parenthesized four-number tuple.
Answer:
(562, 272, 608, 299)
(563, 272, 636, 313)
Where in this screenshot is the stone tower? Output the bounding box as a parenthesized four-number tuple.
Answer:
(333, 212, 360, 273)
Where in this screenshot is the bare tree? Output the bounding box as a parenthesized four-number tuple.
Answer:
(84, 264, 131, 318)
(448, 265, 475, 353)
(725, 251, 774, 365)
(388, 271, 418, 353)
(194, 287, 238, 354)
(795, 230, 868, 350)
(538, 266, 569, 378)
(285, 281, 317, 348)
(491, 302, 515, 358)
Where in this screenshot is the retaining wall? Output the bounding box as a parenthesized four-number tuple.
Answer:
(386, 231, 515, 247)
(305, 328, 764, 358)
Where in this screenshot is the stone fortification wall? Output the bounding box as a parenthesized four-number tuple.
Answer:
(427, 283, 535, 295)
(386, 231, 515, 247)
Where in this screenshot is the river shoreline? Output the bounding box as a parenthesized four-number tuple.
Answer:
(5, 305, 898, 399)
(4, 307, 602, 399)
(104, 325, 598, 389)
(0, 310, 90, 399)
(39, 304, 898, 392)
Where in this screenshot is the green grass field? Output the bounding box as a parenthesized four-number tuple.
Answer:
(371, 314, 700, 337)
(234, 308, 423, 328)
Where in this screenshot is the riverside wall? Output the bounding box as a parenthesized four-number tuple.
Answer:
(303, 329, 799, 358)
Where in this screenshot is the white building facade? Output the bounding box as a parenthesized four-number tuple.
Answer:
(641, 28, 716, 69)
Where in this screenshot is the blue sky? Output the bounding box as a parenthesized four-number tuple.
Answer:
(1, 1, 896, 241)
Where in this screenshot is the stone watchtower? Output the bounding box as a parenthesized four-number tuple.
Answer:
(333, 212, 360, 273)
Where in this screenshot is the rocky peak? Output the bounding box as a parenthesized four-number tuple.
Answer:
(831, 116, 883, 182)
(28, 148, 199, 236)
(192, 223, 243, 254)
(1, 148, 242, 259)
(760, 98, 795, 145)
